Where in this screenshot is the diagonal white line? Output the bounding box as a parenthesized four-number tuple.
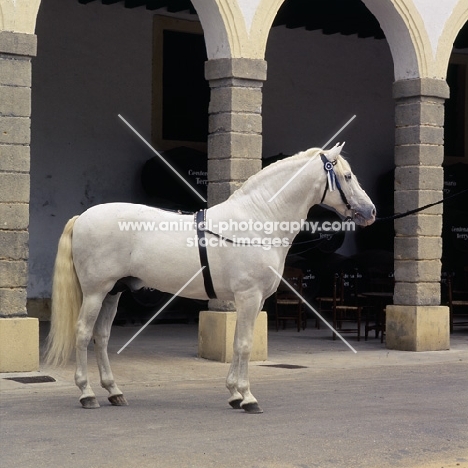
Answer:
(269, 266, 357, 353)
(118, 114, 207, 203)
(267, 115, 357, 203)
(117, 266, 206, 354)
(321, 114, 356, 150)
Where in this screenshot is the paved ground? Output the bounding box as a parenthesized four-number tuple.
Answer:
(1, 319, 467, 468)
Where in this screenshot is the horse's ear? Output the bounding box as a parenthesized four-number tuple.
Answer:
(327, 142, 345, 161)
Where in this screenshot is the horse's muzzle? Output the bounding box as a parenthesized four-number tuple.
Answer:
(353, 206, 376, 226)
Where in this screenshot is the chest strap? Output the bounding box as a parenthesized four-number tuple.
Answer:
(195, 210, 217, 299)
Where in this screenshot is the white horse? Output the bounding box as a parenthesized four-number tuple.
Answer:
(45, 143, 375, 413)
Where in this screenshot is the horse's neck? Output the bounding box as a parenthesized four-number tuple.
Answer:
(210, 155, 325, 225)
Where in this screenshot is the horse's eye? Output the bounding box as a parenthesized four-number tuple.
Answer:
(345, 173, 352, 181)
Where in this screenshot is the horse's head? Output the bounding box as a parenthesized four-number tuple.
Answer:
(320, 143, 376, 226)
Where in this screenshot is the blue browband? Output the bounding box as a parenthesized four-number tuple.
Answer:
(320, 153, 351, 210)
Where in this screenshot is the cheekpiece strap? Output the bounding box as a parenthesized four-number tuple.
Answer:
(320, 153, 337, 192)
(319, 153, 351, 210)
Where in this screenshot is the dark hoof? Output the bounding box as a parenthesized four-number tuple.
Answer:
(242, 402, 263, 414)
(229, 399, 243, 409)
(108, 394, 128, 406)
(80, 396, 100, 409)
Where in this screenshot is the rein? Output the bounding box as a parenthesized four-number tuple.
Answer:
(318, 153, 468, 223)
(375, 187, 468, 222)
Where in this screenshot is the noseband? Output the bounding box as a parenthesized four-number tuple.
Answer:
(320, 153, 352, 211)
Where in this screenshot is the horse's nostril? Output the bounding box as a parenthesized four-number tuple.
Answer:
(371, 208, 376, 217)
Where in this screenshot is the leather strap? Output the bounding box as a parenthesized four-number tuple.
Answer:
(195, 210, 217, 299)
(320, 153, 351, 210)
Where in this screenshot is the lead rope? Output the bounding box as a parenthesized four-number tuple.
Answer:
(374, 187, 468, 222)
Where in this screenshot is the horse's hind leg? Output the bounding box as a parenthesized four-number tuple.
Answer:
(93, 293, 128, 406)
(75, 293, 107, 409)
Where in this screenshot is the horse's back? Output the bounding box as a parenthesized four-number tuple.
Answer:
(71, 203, 204, 296)
(77, 202, 188, 224)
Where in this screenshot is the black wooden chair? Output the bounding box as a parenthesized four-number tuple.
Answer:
(447, 271, 468, 333)
(275, 267, 307, 332)
(362, 267, 394, 342)
(332, 271, 362, 341)
(315, 294, 333, 330)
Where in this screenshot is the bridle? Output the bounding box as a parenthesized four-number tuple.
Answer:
(319, 153, 352, 214)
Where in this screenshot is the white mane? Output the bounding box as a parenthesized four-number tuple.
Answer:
(228, 146, 348, 202)
(228, 148, 323, 201)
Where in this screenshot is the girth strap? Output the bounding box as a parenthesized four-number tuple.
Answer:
(195, 210, 217, 299)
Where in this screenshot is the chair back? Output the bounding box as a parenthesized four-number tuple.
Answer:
(277, 266, 303, 296)
(333, 270, 361, 306)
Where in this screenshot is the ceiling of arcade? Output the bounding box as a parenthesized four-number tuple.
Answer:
(77, 0, 468, 47)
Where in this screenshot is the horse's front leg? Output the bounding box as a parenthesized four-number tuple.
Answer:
(226, 292, 264, 414)
(226, 357, 244, 409)
(93, 293, 128, 406)
(75, 293, 106, 409)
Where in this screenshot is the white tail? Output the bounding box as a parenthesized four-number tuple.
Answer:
(45, 215, 82, 366)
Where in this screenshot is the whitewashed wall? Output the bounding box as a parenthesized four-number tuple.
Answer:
(263, 27, 395, 256)
(29, 1, 395, 298)
(263, 26, 395, 192)
(30, 0, 154, 297)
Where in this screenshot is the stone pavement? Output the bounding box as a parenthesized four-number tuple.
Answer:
(1, 320, 467, 468)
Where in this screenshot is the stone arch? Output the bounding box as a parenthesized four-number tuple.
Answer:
(191, 0, 284, 59)
(192, 0, 439, 80)
(245, 0, 286, 59)
(0, 0, 41, 34)
(364, 0, 468, 80)
(436, 1, 468, 77)
(362, 0, 431, 80)
(190, 0, 233, 59)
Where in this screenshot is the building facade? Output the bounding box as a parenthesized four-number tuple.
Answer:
(0, 0, 467, 370)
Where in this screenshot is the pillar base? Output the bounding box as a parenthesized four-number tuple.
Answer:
(386, 305, 449, 351)
(198, 311, 268, 363)
(27, 298, 51, 321)
(0, 317, 39, 372)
